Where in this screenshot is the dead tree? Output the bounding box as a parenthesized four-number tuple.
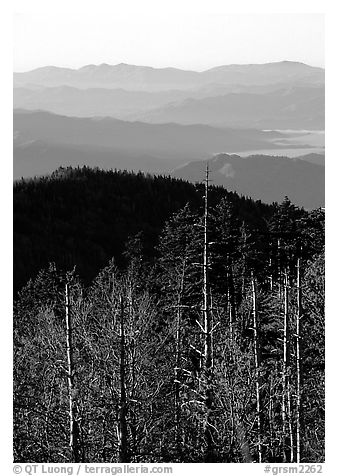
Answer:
(227, 286, 234, 345)
(202, 163, 214, 461)
(277, 239, 282, 298)
(118, 295, 129, 462)
(268, 245, 273, 291)
(174, 302, 182, 458)
(228, 259, 237, 342)
(295, 257, 302, 462)
(173, 256, 191, 459)
(239, 222, 248, 298)
(65, 282, 80, 462)
(251, 274, 262, 463)
(282, 271, 294, 462)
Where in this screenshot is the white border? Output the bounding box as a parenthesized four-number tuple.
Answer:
(2, 1, 335, 473)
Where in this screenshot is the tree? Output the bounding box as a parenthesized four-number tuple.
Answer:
(251, 274, 262, 462)
(14, 182, 325, 463)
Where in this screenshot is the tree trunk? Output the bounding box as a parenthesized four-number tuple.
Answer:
(228, 260, 236, 338)
(251, 274, 262, 463)
(277, 239, 282, 298)
(295, 257, 302, 463)
(118, 295, 129, 463)
(203, 163, 214, 462)
(65, 282, 80, 463)
(282, 271, 294, 462)
(227, 286, 233, 345)
(281, 271, 288, 462)
(172, 258, 187, 460)
(240, 223, 247, 298)
(268, 248, 273, 291)
(174, 304, 182, 459)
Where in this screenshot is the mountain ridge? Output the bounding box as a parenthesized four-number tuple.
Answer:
(172, 153, 324, 209)
(132, 85, 324, 129)
(14, 109, 296, 179)
(14, 61, 324, 91)
(15, 60, 324, 75)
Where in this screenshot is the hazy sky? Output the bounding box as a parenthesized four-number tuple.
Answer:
(13, 1, 324, 72)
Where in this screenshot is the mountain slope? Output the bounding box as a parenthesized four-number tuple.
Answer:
(14, 166, 276, 293)
(172, 153, 324, 209)
(13, 81, 324, 121)
(134, 86, 324, 129)
(14, 110, 296, 179)
(13, 86, 193, 118)
(201, 61, 324, 85)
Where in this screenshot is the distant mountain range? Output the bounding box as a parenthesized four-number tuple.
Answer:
(13, 110, 324, 208)
(13, 86, 193, 118)
(14, 61, 324, 91)
(13, 61, 324, 130)
(172, 154, 324, 209)
(13, 61, 325, 209)
(14, 82, 309, 117)
(132, 86, 324, 129)
(14, 109, 297, 179)
(13, 84, 324, 130)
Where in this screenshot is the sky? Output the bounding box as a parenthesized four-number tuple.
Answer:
(13, 0, 325, 72)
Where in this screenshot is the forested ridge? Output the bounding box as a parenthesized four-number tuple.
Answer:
(14, 166, 324, 463)
(14, 166, 274, 294)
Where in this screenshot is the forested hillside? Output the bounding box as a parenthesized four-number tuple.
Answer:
(14, 167, 275, 293)
(14, 167, 324, 463)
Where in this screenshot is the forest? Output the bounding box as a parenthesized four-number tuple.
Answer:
(13, 166, 325, 463)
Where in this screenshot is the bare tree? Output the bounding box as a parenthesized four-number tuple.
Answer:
(118, 295, 129, 462)
(295, 257, 302, 462)
(202, 163, 214, 461)
(65, 282, 80, 462)
(251, 274, 262, 462)
(282, 271, 294, 462)
(173, 258, 187, 459)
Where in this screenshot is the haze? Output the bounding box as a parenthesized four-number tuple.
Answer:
(14, 1, 324, 72)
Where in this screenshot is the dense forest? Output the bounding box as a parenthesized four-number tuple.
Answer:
(14, 166, 324, 463)
(14, 166, 275, 294)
